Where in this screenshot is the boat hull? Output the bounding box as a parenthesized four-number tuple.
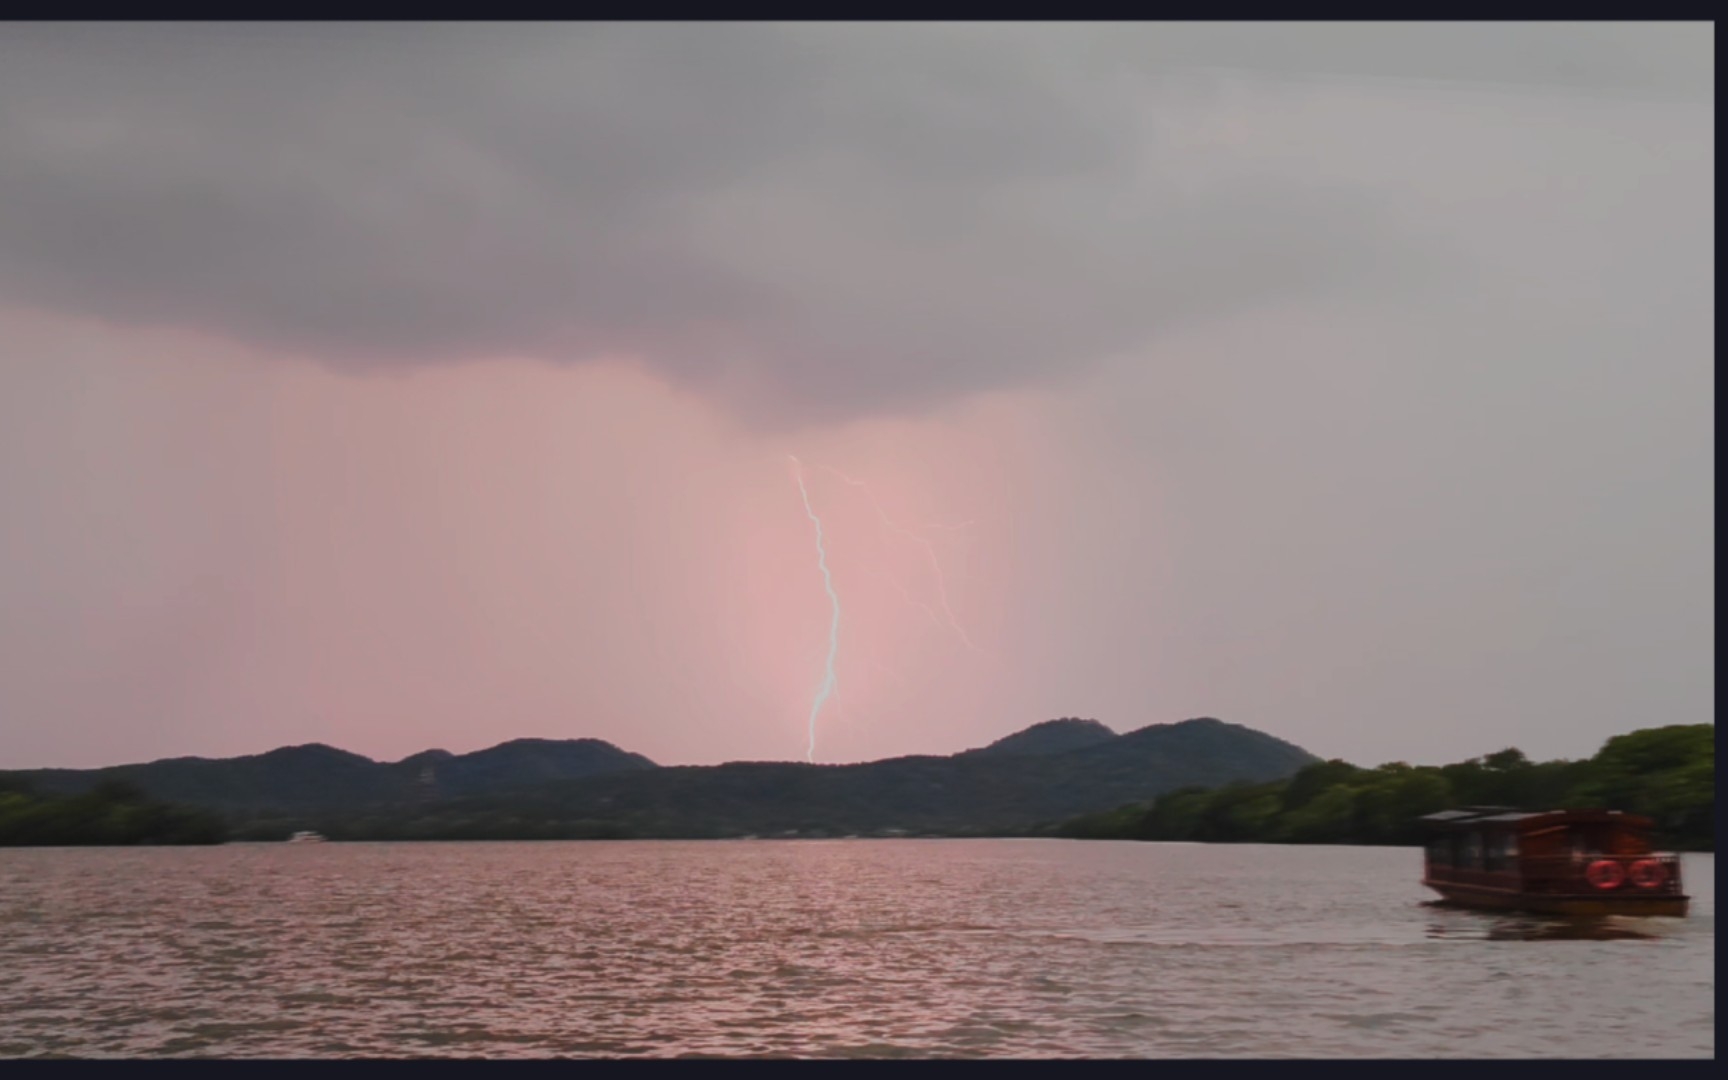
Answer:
(1424, 880, 1689, 918)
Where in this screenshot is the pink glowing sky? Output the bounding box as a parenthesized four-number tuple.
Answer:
(0, 25, 1712, 769)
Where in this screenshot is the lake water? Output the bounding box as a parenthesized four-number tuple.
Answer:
(0, 840, 1712, 1058)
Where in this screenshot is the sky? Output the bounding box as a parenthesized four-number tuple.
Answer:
(0, 23, 1713, 770)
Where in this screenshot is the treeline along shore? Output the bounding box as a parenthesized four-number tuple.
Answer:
(0, 721, 1712, 848)
(1036, 724, 1714, 852)
(0, 778, 226, 846)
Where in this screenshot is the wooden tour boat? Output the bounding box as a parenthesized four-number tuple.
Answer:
(1421, 806, 1688, 918)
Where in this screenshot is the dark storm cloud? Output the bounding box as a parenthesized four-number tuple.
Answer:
(0, 23, 1708, 425)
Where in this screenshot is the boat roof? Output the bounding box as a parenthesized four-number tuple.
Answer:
(1420, 807, 1656, 831)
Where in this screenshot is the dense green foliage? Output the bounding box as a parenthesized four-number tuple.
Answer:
(0, 778, 226, 845)
(1040, 725, 1714, 851)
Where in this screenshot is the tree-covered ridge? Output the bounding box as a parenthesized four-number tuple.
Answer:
(0, 778, 226, 846)
(0, 718, 1318, 841)
(1040, 724, 1714, 851)
(0, 738, 657, 815)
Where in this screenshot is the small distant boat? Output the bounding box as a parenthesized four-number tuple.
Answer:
(286, 830, 327, 844)
(1420, 807, 1688, 917)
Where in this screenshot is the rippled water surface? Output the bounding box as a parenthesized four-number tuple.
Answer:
(0, 840, 1713, 1058)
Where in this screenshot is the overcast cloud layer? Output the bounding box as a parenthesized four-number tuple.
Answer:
(0, 23, 1713, 770)
(0, 23, 1710, 426)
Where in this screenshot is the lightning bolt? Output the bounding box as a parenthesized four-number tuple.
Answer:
(808, 463, 989, 660)
(868, 567, 946, 632)
(789, 455, 840, 764)
(868, 659, 910, 689)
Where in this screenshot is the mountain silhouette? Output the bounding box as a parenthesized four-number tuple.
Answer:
(964, 717, 1119, 757)
(4, 737, 654, 814)
(0, 717, 1315, 840)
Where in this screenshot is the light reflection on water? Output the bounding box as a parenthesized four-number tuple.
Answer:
(0, 840, 1712, 1058)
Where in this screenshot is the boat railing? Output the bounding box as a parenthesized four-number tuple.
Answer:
(1516, 854, 1685, 896)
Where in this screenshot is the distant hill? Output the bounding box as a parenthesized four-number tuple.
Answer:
(0, 718, 1317, 841)
(965, 717, 1118, 757)
(2, 738, 656, 815)
(424, 739, 658, 798)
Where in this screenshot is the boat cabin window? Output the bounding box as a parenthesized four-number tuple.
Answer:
(1484, 832, 1518, 872)
(1426, 838, 1452, 867)
(1569, 829, 1607, 859)
(1461, 832, 1484, 870)
(1458, 829, 1486, 870)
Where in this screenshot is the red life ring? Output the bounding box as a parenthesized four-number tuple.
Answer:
(1627, 859, 1668, 889)
(1585, 859, 1626, 890)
